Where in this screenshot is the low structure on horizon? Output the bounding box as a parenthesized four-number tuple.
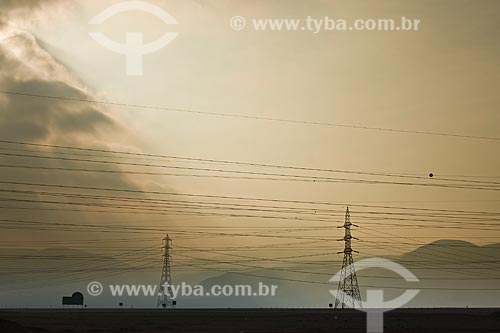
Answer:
(62, 292, 84, 307)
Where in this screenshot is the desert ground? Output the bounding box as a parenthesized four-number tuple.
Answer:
(0, 308, 499, 332)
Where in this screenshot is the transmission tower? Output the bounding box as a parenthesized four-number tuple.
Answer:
(157, 234, 174, 308)
(334, 207, 362, 309)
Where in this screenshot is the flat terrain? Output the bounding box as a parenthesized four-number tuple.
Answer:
(0, 309, 499, 332)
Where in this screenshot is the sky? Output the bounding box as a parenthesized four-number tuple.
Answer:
(0, 0, 499, 307)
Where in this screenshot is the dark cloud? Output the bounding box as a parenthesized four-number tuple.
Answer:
(0, 31, 119, 151)
(0, 79, 114, 141)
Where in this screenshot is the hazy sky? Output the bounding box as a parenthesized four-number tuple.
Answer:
(1, 0, 499, 242)
(0, 0, 499, 307)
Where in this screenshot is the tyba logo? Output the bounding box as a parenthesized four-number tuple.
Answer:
(89, 1, 178, 76)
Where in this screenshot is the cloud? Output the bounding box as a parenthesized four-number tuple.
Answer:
(0, 78, 115, 142)
(0, 20, 120, 151)
(0, 1, 151, 242)
(0, 0, 62, 29)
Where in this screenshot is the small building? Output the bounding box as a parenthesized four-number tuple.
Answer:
(62, 292, 84, 308)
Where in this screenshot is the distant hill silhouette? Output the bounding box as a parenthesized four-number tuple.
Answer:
(1, 240, 499, 308)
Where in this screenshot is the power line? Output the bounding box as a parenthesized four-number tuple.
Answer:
(2, 188, 499, 221)
(4, 195, 500, 230)
(1, 162, 499, 191)
(0, 140, 498, 184)
(2, 180, 498, 216)
(0, 189, 496, 220)
(175, 255, 500, 291)
(1, 91, 499, 141)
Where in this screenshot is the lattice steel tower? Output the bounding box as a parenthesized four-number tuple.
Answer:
(334, 207, 362, 309)
(157, 234, 174, 308)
